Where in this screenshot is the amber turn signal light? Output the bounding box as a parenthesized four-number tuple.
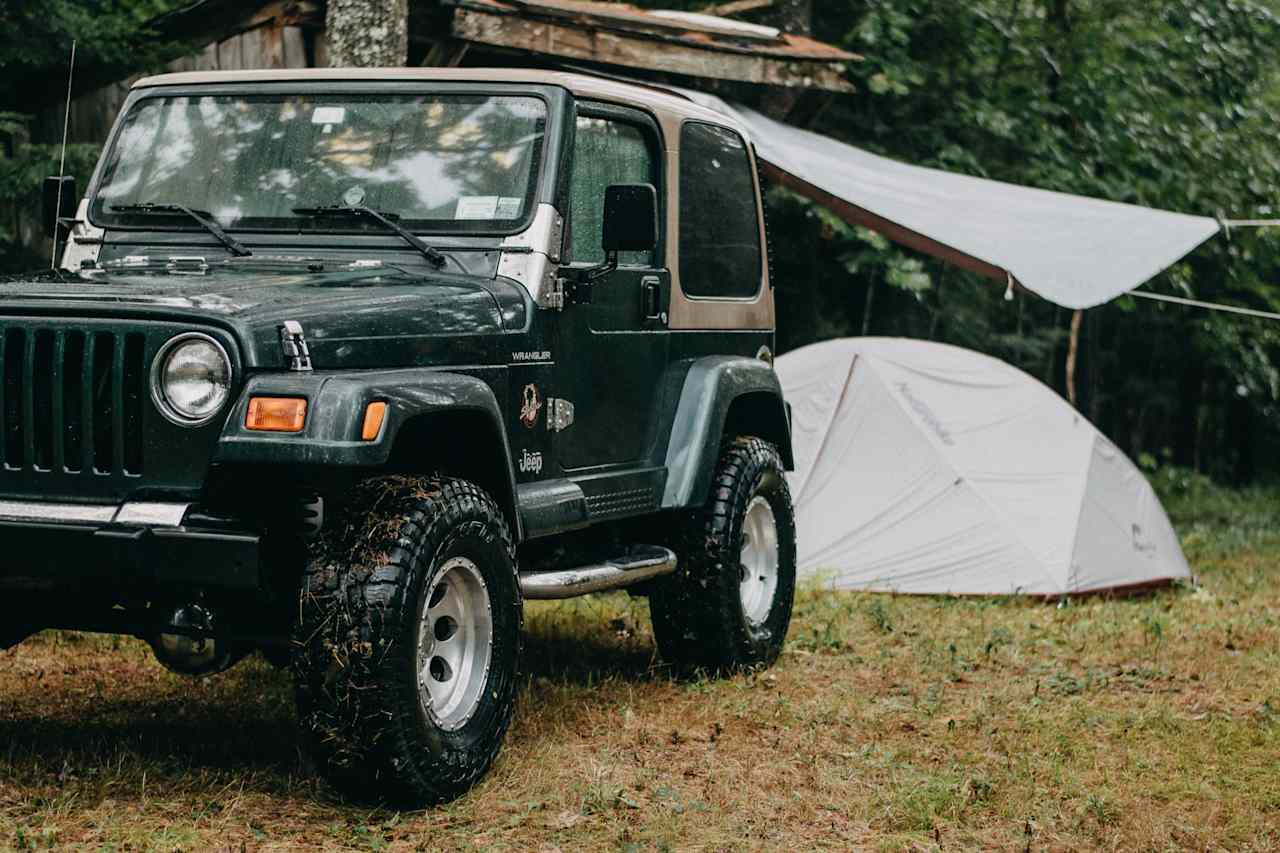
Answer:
(361, 401, 388, 441)
(246, 396, 307, 432)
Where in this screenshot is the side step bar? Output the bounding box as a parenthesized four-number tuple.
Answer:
(519, 545, 677, 600)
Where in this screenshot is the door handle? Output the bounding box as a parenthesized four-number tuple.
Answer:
(641, 276, 662, 321)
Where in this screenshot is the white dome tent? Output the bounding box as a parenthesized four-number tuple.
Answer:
(775, 338, 1191, 595)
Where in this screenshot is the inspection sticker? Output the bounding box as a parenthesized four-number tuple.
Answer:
(495, 197, 523, 218)
(311, 106, 346, 125)
(455, 196, 499, 219)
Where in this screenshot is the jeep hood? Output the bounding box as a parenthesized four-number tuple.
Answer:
(0, 267, 530, 368)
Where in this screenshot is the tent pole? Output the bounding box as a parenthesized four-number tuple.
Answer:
(1066, 308, 1083, 406)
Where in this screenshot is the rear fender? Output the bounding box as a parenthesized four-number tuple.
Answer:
(661, 356, 793, 510)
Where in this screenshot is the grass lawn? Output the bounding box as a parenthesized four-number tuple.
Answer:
(1, 473, 1278, 851)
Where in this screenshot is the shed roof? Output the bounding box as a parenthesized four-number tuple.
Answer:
(449, 0, 856, 59)
(444, 0, 857, 91)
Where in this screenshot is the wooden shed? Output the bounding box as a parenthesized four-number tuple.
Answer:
(33, 0, 857, 146)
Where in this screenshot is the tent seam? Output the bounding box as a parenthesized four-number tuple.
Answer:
(867, 359, 1066, 594)
(794, 351, 861, 507)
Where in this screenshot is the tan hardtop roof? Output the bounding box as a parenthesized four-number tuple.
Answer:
(129, 67, 747, 138)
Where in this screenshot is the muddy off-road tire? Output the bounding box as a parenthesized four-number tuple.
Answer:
(293, 476, 521, 807)
(650, 437, 797, 675)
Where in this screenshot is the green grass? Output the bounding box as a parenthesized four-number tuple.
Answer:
(1, 475, 1278, 850)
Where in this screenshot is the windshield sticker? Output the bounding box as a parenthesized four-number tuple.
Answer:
(342, 186, 366, 207)
(455, 196, 499, 219)
(311, 106, 347, 126)
(495, 197, 523, 219)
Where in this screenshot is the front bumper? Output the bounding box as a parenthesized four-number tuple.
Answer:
(0, 499, 260, 590)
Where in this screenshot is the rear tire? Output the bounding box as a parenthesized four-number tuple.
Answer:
(292, 475, 521, 807)
(650, 437, 797, 675)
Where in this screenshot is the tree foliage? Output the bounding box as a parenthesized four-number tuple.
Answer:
(0, 1, 185, 267)
(0, 0, 180, 112)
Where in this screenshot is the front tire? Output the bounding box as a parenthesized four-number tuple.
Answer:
(293, 476, 521, 807)
(650, 437, 797, 675)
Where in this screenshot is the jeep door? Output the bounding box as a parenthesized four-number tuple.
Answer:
(553, 103, 670, 472)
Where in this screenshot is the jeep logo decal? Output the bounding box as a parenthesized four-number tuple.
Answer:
(518, 448, 544, 475)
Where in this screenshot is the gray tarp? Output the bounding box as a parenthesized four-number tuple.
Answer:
(686, 93, 1222, 310)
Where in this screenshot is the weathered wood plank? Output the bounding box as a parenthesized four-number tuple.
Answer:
(281, 26, 308, 67)
(451, 8, 853, 92)
(195, 42, 220, 71)
(422, 39, 471, 67)
(238, 26, 266, 68)
(166, 53, 197, 73)
(313, 29, 329, 68)
(258, 24, 286, 68)
(217, 34, 244, 70)
(700, 0, 776, 15)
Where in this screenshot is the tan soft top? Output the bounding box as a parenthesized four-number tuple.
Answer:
(130, 67, 747, 141)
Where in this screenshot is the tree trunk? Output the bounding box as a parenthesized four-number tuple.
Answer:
(1065, 308, 1082, 407)
(861, 279, 876, 336)
(325, 0, 408, 67)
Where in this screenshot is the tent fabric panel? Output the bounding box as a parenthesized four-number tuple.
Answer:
(1068, 435, 1192, 592)
(778, 340, 1061, 594)
(855, 339, 1094, 578)
(771, 341, 859, 504)
(776, 337, 1192, 595)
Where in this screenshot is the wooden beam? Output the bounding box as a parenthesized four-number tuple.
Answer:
(699, 0, 775, 16)
(761, 160, 1013, 286)
(451, 8, 853, 92)
(422, 39, 471, 67)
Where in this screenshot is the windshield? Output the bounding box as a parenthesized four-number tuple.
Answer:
(91, 93, 548, 233)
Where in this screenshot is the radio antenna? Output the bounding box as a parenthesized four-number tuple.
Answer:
(51, 39, 77, 270)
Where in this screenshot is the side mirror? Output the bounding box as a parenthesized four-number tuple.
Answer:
(563, 183, 658, 304)
(602, 183, 658, 254)
(42, 176, 77, 238)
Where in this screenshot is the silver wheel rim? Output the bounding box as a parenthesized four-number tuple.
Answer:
(739, 495, 780, 627)
(417, 556, 493, 731)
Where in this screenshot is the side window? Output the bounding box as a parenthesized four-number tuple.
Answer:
(678, 122, 762, 298)
(569, 114, 656, 266)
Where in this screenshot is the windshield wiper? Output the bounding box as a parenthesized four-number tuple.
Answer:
(110, 202, 252, 257)
(292, 205, 446, 269)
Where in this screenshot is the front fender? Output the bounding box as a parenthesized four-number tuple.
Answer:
(214, 368, 507, 468)
(212, 368, 521, 539)
(661, 356, 793, 510)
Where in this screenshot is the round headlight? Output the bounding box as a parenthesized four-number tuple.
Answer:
(152, 333, 232, 426)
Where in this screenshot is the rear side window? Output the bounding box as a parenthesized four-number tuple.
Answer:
(678, 122, 762, 298)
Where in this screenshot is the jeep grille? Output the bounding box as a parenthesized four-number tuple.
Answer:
(1, 326, 147, 476)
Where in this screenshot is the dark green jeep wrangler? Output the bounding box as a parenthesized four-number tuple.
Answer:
(1, 68, 796, 806)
